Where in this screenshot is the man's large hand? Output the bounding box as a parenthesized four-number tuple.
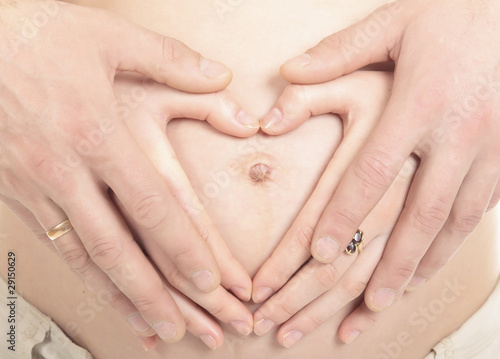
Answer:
(0, 0, 256, 346)
(265, 0, 500, 337)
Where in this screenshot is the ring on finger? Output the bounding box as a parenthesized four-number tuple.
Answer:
(345, 229, 364, 255)
(46, 219, 73, 240)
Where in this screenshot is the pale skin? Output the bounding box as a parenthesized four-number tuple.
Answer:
(0, 0, 258, 346)
(254, 0, 500, 346)
(0, 0, 500, 354)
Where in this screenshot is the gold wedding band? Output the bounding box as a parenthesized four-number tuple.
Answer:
(46, 219, 73, 241)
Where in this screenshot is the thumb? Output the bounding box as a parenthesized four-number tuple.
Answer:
(107, 14, 232, 93)
(280, 2, 403, 84)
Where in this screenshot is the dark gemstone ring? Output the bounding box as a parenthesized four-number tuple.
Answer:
(345, 229, 364, 255)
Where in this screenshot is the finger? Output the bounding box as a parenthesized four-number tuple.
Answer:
(260, 71, 393, 135)
(409, 165, 499, 289)
(165, 281, 224, 350)
(46, 173, 188, 342)
(253, 72, 393, 303)
(338, 301, 383, 344)
(308, 94, 421, 265)
(253, 253, 357, 337)
(125, 117, 252, 299)
(276, 235, 387, 348)
(161, 88, 260, 135)
(0, 192, 160, 339)
(254, 155, 415, 338)
(93, 122, 221, 293)
(364, 150, 472, 312)
(106, 13, 232, 93)
(135, 235, 254, 337)
(279, 3, 403, 84)
(21, 198, 163, 340)
(114, 74, 259, 135)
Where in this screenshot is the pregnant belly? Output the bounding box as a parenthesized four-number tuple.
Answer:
(1, 0, 498, 358)
(166, 115, 342, 277)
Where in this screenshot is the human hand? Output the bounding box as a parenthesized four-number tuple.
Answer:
(253, 71, 417, 346)
(112, 73, 258, 348)
(261, 0, 500, 339)
(0, 0, 257, 347)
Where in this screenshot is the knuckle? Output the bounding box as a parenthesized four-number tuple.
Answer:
(448, 207, 484, 234)
(85, 233, 122, 271)
(205, 301, 226, 318)
(57, 242, 93, 272)
(165, 269, 188, 290)
(392, 261, 418, 284)
(308, 312, 326, 329)
(162, 37, 187, 65)
(353, 149, 396, 196)
(291, 225, 314, 254)
(314, 263, 341, 289)
(169, 245, 197, 269)
(285, 84, 309, 104)
(130, 291, 160, 314)
(421, 256, 448, 276)
(413, 200, 449, 236)
(276, 300, 298, 318)
(362, 308, 380, 326)
(325, 206, 359, 232)
(129, 192, 169, 231)
(318, 33, 348, 53)
(342, 278, 368, 300)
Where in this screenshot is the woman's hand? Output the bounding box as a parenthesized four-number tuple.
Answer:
(112, 73, 258, 347)
(253, 71, 418, 346)
(258, 0, 500, 338)
(0, 0, 257, 346)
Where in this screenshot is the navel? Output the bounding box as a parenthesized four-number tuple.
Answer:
(249, 163, 272, 184)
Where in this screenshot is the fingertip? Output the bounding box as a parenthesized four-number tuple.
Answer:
(260, 108, 283, 134)
(343, 329, 361, 344)
(252, 286, 274, 303)
(311, 236, 341, 263)
(235, 109, 260, 133)
(279, 53, 312, 82)
(190, 269, 220, 293)
(406, 275, 427, 292)
(367, 288, 397, 312)
(199, 57, 232, 81)
(137, 335, 159, 352)
(152, 321, 185, 344)
(231, 286, 252, 302)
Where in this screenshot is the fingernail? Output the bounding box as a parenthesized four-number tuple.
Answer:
(236, 110, 259, 129)
(254, 319, 275, 336)
(252, 286, 274, 303)
(231, 286, 251, 301)
(261, 108, 283, 130)
(372, 288, 396, 311)
(152, 321, 177, 341)
(230, 320, 252, 336)
(200, 57, 231, 79)
(315, 236, 340, 261)
(127, 313, 150, 333)
(286, 53, 312, 67)
(345, 329, 360, 344)
(190, 270, 217, 292)
(200, 334, 217, 350)
(138, 336, 150, 352)
(283, 330, 304, 348)
(407, 276, 426, 292)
